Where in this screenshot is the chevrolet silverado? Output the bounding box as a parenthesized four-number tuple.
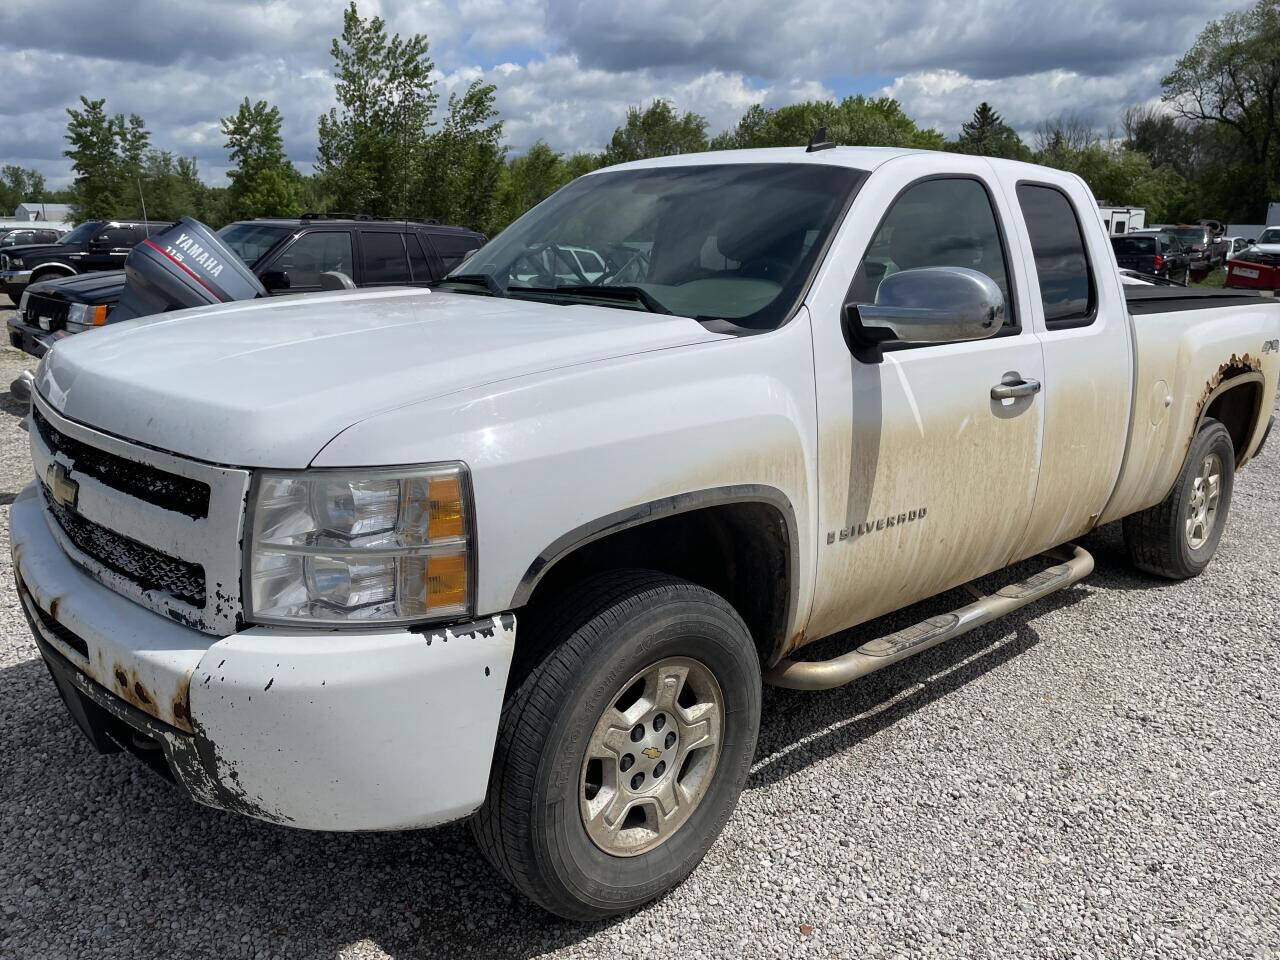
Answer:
(11, 148, 1280, 920)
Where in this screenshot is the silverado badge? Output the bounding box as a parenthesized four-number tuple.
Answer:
(46, 462, 78, 510)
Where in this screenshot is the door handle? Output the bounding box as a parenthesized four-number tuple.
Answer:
(991, 377, 1041, 400)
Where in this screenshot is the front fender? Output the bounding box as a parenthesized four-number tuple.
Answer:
(312, 311, 821, 641)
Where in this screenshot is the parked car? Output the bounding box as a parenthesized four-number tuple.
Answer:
(13, 148, 1280, 920)
(0, 219, 175, 303)
(1222, 236, 1254, 262)
(1110, 233, 1190, 282)
(1165, 224, 1224, 270)
(6, 215, 487, 358)
(1225, 226, 1280, 291)
(0, 224, 64, 250)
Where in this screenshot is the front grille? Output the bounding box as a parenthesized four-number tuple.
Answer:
(34, 409, 210, 519)
(24, 293, 70, 331)
(43, 485, 206, 607)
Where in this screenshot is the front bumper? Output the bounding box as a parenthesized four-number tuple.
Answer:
(7, 316, 59, 358)
(12, 484, 516, 831)
(1, 268, 32, 287)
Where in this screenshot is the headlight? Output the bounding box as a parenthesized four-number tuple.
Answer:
(246, 464, 473, 626)
(65, 303, 109, 330)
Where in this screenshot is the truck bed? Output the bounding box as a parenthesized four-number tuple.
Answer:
(1125, 286, 1279, 314)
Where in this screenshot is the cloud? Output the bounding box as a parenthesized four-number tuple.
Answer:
(0, 0, 1254, 190)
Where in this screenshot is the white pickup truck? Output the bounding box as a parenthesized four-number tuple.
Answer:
(12, 148, 1280, 920)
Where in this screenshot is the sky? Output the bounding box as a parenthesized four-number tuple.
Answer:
(0, 0, 1253, 188)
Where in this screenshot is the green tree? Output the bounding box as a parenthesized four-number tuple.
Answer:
(1162, 0, 1280, 219)
(0, 165, 48, 216)
(221, 98, 303, 219)
(417, 79, 505, 230)
(601, 100, 709, 165)
(950, 102, 1032, 160)
(711, 96, 942, 150)
(64, 96, 130, 219)
(315, 1, 438, 216)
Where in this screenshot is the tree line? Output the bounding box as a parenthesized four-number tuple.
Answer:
(15, 0, 1278, 235)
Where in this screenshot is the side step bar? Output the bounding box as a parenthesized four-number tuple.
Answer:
(765, 544, 1095, 690)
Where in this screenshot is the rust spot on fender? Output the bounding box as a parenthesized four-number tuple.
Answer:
(1198, 353, 1261, 414)
(132, 680, 152, 705)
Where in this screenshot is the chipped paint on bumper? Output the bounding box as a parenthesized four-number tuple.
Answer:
(12, 482, 517, 831)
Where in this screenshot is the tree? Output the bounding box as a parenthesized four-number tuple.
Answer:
(64, 97, 129, 219)
(417, 79, 505, 230)
(221, 98, 302, 219)
(1162, 0, 1280, 219)
(601, 100, 709, 165)
(0, 166, 47, 216)
(951, 102, 1032, 160)
(315, 1, 438, 216)
(711, 96, 943, 150)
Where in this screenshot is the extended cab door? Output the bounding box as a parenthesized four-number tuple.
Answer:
(997, 175, 1131, 555)
(804, 155, 1047, 641)
(84, 226, 142, 271)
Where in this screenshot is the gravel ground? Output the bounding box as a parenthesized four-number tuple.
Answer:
(0, 342, 1277, 960)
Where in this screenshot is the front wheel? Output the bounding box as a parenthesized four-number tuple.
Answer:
(1123, 418, 1235, 579)
(472, 570, 761, 919)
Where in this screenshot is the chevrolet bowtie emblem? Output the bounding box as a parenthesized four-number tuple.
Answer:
(46, 462, 78, 510)
(641, 747, 662, 760)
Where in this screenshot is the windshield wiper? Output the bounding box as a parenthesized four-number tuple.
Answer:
(437, 273, 506, 297)
(513, 284, 672, 315)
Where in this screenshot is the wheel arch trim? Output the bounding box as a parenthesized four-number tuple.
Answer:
(508, 484, 801, 646)
(1196, 370, 1266, 467)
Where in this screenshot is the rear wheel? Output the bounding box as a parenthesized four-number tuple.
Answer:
(473, 570, 761, 919)
(1123, 419, 1235, 579)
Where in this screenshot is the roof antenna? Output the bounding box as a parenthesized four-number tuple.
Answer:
(806, 126, 836, 152)
(137, 175, 150, 236)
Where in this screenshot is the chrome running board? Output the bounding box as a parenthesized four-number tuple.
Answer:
(765, 544, 1094, 690)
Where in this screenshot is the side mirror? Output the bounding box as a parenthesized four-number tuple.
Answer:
(844, 266, 1004, 362)
(260, 269, 291, 291)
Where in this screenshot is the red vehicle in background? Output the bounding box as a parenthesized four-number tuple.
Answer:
(1226, 226, 1280, 291)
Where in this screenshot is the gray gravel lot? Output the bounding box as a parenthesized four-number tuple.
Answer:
(0, 342, 1276, 960)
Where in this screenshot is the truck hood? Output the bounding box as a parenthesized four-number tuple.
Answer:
(28, 270, 125, 304)
(2, 242, 76, 260)
(36, 287, 721, 467)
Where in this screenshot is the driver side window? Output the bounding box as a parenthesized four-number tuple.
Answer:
(850, 177, 1016, 331)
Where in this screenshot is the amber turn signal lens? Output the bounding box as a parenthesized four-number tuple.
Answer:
(89, 305, 109, 326)
(425, 553, 468, 610)
(427, 474, 465, 539)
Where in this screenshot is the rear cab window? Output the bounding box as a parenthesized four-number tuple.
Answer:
(1015, 183, 1096, 328)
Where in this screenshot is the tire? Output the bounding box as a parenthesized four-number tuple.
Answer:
(1123, 418, 1235, 579)
(473, 569, 761, 920)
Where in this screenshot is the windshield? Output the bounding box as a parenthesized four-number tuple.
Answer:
(58, 222, 98, 246)
(448, 163, 865, 330)
(217, 222, 294, 266)
(1170, 227, 1206, 243)
(1258, 228, 1280, 245)
(1112, 237, 1156, 255)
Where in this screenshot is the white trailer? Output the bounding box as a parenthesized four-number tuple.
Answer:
(1099, 205, 1147, 235)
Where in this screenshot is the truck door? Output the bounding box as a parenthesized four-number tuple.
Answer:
(1000, 179, 1131, 555)
(804, 156, 1046, 641)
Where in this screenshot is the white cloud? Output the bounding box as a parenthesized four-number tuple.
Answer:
(0, 0, 1256, 189)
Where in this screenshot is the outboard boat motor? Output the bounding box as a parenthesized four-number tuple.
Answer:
(110, 217, 266, 322)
